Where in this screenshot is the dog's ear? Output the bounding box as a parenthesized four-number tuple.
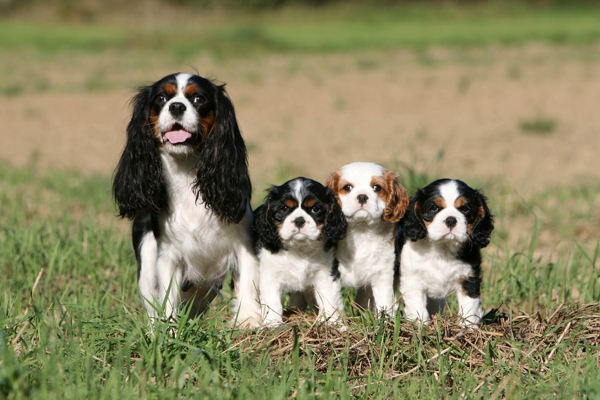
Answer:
(194, 83, 251, 224)
(382, 169, 410, 223)
(325, 169, 341, 202)
(400, 190, 428, 242)
(253, 201, 283, 254)
(469, 191, 494, 248)
(322, 188, 348, 250)
(113, 85, 167, 220)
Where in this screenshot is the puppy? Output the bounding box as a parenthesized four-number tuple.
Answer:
(326, 162, 409, 317)
(399, 179, 494, 326)
(112, 73, 261, 328)
(253, 177, 347, 327)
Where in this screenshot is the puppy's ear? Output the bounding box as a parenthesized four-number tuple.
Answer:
(400, 190, 428, 242)
(113, 85, 167, 220)
(322, 188, 348, 249)
(383, 170, 410, 223)
(325, 169, 341, 201)
(194, 83, 251, 224)
(470, 191, 494, 248)
(253, 202, 283, 254)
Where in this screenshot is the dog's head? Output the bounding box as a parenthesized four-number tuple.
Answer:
(401, 179, 494, 248)
(254, 177, 347, 254)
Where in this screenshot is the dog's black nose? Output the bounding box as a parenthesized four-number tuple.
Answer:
(445, 216, 457, 228)
(357, 194, 368, 205)
(169, 102, 186, 116)
(293, 217, 306, 228)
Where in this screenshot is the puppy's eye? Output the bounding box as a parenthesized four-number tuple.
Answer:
(343, 185, 353, 192)
(193, 95, 206, 104)
(459, 204, 472, 213)
(281, 206, 289, 212)
(373, 185, 382, 192)
(427, 204, 439, 212)
(155, 95, 166, 104)
(311, 205, 321, 213)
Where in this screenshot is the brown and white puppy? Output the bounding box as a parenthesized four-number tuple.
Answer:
(325, 162, 409, 316)
(113, 73, 261, 328)
(399, 179, 494, 326)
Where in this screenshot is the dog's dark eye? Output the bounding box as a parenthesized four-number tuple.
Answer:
(343, 185, 353, 192)
(281, 205, 289, 212)
(373, 185, 382, 192)
(459, 204, 472, 213)
(427, 204, 439, 212)
(155, 95, 166, 104)
(311, 205, 321, 214)
(193, 95, 206, 104)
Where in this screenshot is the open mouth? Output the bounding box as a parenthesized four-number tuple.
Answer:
(163, 123, 193, 144)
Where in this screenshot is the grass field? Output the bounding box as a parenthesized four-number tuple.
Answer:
(1, 162, 598, 398)
(1, 2, 600, 398)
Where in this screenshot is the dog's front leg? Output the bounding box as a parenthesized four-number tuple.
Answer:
(370, 269, 396, 318)
(156, 252, 183, 319)
(231, 242, 262, 328)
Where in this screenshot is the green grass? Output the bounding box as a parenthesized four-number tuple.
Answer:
(3, 4, 600, 56)
(1, 163, 599, 398)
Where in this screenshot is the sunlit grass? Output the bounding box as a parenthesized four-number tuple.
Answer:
(0, 163, 598, 398)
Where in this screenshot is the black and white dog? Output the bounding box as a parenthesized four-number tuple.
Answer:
(113, 73, 261, 328)
(399, 179, 494, 326)
(253, 177, 347, 327)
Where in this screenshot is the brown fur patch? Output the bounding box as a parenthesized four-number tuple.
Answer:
(434, 197, 447, 209)
(200, 110, 215, 137)
(163, 83, 177, 95)
(467, 205, 486, 235)
(184, 84, 198, 97)
(454, 196, 468, 209)
(284, 199, 298, 209)
(381, 169, 410, 223)
(303, 198, 316, 208)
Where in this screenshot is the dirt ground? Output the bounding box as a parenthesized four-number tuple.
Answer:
(2, 45, 600, 197)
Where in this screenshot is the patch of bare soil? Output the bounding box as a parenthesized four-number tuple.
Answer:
(2, 45, 600, 195)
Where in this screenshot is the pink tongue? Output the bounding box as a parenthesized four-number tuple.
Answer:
(164, 130, 191, 144)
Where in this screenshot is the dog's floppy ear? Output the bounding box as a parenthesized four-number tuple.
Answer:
(322, 187, 348, 250)
(113, 85, 167, 220)
(194, 83, 251, 224)
(383, 169, 410, 223)
(325, 169, 341, 200)
(253, 200, 283, 254)
(400, 189, 428, 242)
(470, 190, 494, 248)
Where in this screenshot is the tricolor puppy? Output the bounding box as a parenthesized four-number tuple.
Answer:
(253, 177, 347, 328)
(399, 179, 494, 326)
(113, 73, 261, 328)
(326, 162, 410, 317)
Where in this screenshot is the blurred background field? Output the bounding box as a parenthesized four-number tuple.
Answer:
(1, 1, 600, 398)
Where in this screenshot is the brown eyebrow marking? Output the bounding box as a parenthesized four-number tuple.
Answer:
(184, 84, 199, 96)
(284, 199, 298, 208)
(163, 83, 177, 95)
(454, 196, 468, 208)
(434, 197, 447, 209)
(303, 198, 316, 207)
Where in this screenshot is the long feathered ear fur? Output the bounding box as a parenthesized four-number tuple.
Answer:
(400, 190, 428, 242)
(113, 86, 167, 220)
(383, 170, 410, 223)
(194, 84, 251, 224)
(253, 203, 283, 254)
(470, 191, 494, 248)
(322, 188, 348, 250)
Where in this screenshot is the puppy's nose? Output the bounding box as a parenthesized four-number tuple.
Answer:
(445, 216, 457, 228)
(357, 194, 368, 205)
(293, 217, 306, 228)
(169, 102, 186, 116)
